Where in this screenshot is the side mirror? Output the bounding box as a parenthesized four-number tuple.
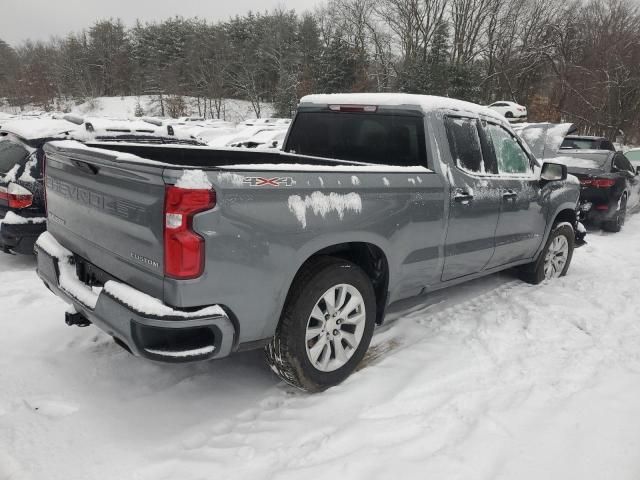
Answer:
(540, 162, 567, 182)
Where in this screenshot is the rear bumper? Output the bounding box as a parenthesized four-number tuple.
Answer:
(579, 199, 619, 224)
(0, 220, 46, 254)
(35, 238, 236, 363)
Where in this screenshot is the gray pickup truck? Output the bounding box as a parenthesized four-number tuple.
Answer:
(36, 93, 582, 392)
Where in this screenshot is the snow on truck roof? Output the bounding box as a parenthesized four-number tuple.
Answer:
(300, 93, 508, 123)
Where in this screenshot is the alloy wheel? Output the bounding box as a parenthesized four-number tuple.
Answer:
(543, 235, 569, 279)
(305, 284, 366, 372)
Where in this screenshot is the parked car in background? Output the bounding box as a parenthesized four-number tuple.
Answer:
(624, 148, 640, 173)
(0, 118, 81, 254)
(553, 150, 640, 232)
(37, 93, 582, 392)
(488, 101, 527, 120)
(0, 117, 205, 255)
(231, 128, 288, 149)
(560, 135, 616, 151)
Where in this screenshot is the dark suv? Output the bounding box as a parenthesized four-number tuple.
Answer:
(0, 117, 205, 255)
(554, 150, 640, 232)
(0, 119, 78, 253)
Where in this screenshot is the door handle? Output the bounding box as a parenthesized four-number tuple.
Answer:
(454, 190, 474, 203)
(502, 190, 518, 200)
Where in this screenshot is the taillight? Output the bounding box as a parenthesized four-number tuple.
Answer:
(164, 185, 215, 279)
(0, 183, 33, 209)
(580, 177, 615, 188)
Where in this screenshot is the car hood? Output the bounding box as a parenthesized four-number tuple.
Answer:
(514, 123, 576, 161)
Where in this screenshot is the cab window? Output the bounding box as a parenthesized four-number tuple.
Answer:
(485, 124, 532, 175)
(444, 117, 487, 174)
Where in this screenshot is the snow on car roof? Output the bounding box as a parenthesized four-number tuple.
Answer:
(0, 118, 81, 140)
(300, 93, 507, 123)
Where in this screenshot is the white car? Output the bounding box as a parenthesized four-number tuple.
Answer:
(488, 101, 527, 120)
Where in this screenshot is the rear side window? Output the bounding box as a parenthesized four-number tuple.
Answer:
(485, 123, 532, 175)
(444, 117, 486, 174)
(0, 140, 28, 175)
(613, 154, 634, 174)
(285, 111, 427, 167)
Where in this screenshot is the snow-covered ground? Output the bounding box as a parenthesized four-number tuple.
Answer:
(0, 96, 275, 124)
(2, 217, 640, 479)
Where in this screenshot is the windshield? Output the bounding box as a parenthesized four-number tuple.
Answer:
(554, 154, 609, 170)
(560, 138, 601, 150)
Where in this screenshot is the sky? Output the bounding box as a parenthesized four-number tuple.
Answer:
(1, 0, 322, 45)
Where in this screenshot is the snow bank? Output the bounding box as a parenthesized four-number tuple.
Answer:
(288, 191, 362, 229)
(175, 170, 213, 190)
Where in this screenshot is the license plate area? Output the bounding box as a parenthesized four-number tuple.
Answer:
(73, 255, 114, 288)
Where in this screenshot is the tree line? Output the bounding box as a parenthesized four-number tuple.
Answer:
(1, 0, 639, 141)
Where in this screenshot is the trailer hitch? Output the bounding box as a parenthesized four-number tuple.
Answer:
(65, 310, 92, 327)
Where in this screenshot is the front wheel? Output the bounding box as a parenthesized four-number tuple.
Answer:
(266, 257, 376, 392)
(519, 223, 575, 284)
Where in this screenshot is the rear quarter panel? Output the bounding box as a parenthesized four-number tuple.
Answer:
(163, 167, 446, 344)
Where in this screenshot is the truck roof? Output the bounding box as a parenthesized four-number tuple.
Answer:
(300, 93, 507, 124)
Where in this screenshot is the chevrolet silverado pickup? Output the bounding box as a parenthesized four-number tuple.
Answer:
(36, 93, 582, 392)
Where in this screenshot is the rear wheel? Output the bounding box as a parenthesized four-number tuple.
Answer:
(519, 223, 574, 284)
(603, 195, 627, 233)
(265, 257, 376, 392)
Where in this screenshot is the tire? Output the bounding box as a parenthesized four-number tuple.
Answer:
(265, 256, 376, 392)
(519, 223, 575, 285)
(505, 111, 514, 118)
(602, 195, 627, 233)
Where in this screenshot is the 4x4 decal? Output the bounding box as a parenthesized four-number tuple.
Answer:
(243, 177, 295, 187)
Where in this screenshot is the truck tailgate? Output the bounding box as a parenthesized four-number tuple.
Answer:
(43, 141, 166, 298)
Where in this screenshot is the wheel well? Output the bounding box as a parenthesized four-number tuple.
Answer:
(553, 209, 576, 227)
(297, 243, 389, 325)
